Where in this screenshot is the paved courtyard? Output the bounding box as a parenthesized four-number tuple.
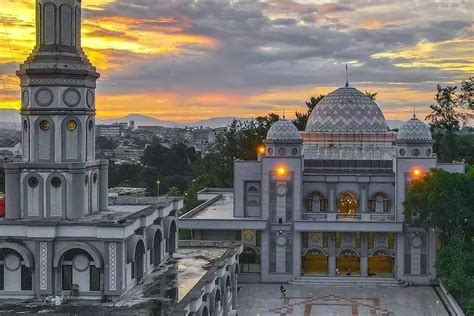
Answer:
(238, 284, 447, 315)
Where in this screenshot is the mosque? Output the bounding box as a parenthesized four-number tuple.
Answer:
(181, 83, 465, 285)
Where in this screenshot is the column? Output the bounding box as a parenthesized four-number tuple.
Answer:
(329, 187, 336, 213)
(99, 159, 109, 212)
(360, 233, 368, 277)
(4, 165, 21, 219)
(395, 233, 405, 279)
(328, 233, 336, 276)
(70, 169, 85, 219)
(276, 182, 286, 222)
(360, 185, 367, 212)
(260, 230, 270, 280)
(293, 232, 302, 277)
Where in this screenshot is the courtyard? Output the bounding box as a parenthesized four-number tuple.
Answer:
(237, 283, 447, 315)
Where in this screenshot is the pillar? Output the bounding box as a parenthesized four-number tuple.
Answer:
(99, 159, 109, 212)
(293, 232, 302, 277)
(395, 233, 404, 280)
(4, 165, 21, 219)
(70, 168, 85, 219)
(260, 230, 270, 280)
(360, 185, 367, 212)
(329, 187, 336, 213)
(328, 233, 336, 276)
(360, 232, 368, 277)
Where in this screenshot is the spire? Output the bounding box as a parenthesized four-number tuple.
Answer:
(413, 104, 416, 118)
(283, 108, 286, 119)
(345, 62, 349, 87)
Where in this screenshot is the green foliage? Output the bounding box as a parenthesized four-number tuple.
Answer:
(426, 77, 474, 133)
(293, 95, 324, 131)
(404, 168, 474, 244)
(167, 186, 181, 196)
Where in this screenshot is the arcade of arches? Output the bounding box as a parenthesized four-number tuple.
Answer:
(301, 232, 395, 277)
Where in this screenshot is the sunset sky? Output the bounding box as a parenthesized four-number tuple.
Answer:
(0, 0, 472, 123)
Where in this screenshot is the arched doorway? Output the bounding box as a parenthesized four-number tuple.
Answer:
(368, 249, 394, 277)
(214, 289, 222, 314)
(303, 248, 328, 276)
(59, 248, 100, 293)
(336, 248, 360, 276)
(168, 220, 177, 256)
(153, 230, 162, 266)
(337, 192, 358, 215)
(0, 248, 32, 291)
(239, 247, 260, 273)
(134, 240, 145, 282)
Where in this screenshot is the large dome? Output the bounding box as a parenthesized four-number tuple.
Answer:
(396, 116, 432, 143)
(305, 87, 388, 132)
(266, 119, 301, 141)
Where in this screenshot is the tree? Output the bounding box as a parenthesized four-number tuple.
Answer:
(404, 168, 474, 244)
(293, 95, 325, 131)
(96, 136, 116, 150)
(167, 186, 181, 196)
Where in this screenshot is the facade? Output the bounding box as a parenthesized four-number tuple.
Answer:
(0, 0, 180, 301)
(181, 86, 465, 285)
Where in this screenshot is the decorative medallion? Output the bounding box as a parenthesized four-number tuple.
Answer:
(4, 254, 21, 271)
(243, 230, 254, 241)
(276, 183, 287, 196)
(376, 234, 386, 243)
(291, 148, 298, 156)
(426, 149, 432, 156)
(276, 235, 287, 246)
(411, 236, 422, 248)
(86, 89, 94, 108)
(267, 147, 273, 155)
(399, 148, 406, 156)
(39, 120, 50, 131)
(63, 88, 81, 107)
(51, 177, 62, 188)
(35, 88, 54, 107)
(73, 254, 90, 272)
(22, 89, 29, 107)
(411, 148, 420, 157)
(278, 147, 286, 156)
(343, 234, 353, 243)
(310, 232, 320, 243)
(28, 177, 39, 188)
(67, 120, 77, 131)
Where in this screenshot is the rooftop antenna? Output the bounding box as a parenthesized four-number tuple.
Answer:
(345, 62, 349, 87)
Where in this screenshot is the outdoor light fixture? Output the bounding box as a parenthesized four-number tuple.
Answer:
(275, 165, 288, 177)
(412, 167, 424, 178)
(257, 145, 266, 155)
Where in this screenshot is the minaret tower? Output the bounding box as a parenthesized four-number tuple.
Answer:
(5, 0, 108, 220)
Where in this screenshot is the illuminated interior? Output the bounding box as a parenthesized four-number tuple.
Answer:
(303, 249, 328, 276)
(336, 249, 360, 276)
(337, 192, 358, 214)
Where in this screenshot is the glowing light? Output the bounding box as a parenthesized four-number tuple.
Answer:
(276, 165, 288, 177)
(412, 168, 424, 178)
(258, 145, 266, 155)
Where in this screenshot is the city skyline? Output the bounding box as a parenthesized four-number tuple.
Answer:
(0, 0, 472, 123)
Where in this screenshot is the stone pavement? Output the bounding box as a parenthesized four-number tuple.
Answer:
(237, 283, 448, 315)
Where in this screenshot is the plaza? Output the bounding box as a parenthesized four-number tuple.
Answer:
(237, 283, 448, 316)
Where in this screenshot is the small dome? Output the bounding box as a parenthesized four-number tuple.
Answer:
(266, 119, 301, 141)
(306, 87, 388, 132)
(396, 116, 432, 143)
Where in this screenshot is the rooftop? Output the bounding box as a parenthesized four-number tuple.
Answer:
(189, 192, 235, 220)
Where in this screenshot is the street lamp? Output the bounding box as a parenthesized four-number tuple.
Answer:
(157, 180, 160, 199)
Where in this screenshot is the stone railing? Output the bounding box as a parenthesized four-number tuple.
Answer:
(302, 212, 396, 222)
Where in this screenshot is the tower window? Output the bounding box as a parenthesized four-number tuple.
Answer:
(88, 120, 93, 130)
(39, 120, 50, 131)
(85, 175, 89, 186)
(51, 177, 62, 188)
(93, 173, 98, 184)
(28, 177, 39, 188)
(23, 120, 28, 131)
(67, 120, 77, 131)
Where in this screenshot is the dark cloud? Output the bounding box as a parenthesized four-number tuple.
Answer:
(83, 0, 472, 95)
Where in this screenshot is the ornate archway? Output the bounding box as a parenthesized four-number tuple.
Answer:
(302, 247, 328, 276)
(368, 248, 394, 277)
(336, 248, 360, 276)
(337, 192, 358, 214)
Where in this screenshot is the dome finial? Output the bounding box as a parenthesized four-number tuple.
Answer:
(345, 62, 349, 87)
(413, 104, 417, 118)
(283, 108, 286, 119)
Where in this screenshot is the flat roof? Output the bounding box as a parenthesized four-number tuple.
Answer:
(0, 247, 231, 315)
(191, 192, 235, 219)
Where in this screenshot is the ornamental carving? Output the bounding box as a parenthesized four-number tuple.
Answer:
(39, 242, 48, 290)
(86, 89, 94, 108)
(109, 243, 117, 291)
(22, 89, 29, 107)
(35, 88, 54, 107)
(63, 88, 81, 107)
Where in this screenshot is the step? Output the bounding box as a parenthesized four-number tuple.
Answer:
(290, 276, 403, 287)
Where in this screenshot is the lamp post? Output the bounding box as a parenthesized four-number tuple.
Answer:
(157, 180, 160, 199)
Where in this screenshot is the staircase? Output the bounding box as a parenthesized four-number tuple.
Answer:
(290, 276, 403, 287)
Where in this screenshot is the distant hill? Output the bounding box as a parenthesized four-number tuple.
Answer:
(97, 114, 182, 128)
(0, 109, 21, 130)
(189, 117, 250, 128)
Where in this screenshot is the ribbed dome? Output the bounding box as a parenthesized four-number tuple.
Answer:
(266, 119, 301, 140)
(396, 116, 432, 143)
(306, 87, 388, 132)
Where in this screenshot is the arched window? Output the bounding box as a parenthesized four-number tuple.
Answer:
(368, 192, 390, 212)
(239, 247, 260, 273)
(305, 192, 327, 212)
(337, 192, 358, 214)
(60, 248, 100, 292)
(0, 248, 32, 291)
